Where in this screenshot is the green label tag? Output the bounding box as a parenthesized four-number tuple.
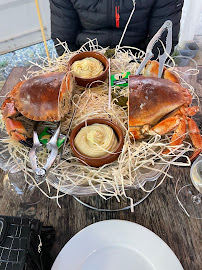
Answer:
(39, 128, 65, 149)
(111, 72, 130, 87)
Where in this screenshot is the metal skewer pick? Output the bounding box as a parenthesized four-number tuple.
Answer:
(57, 102, 79, 165)
(108, 58, 111, 109)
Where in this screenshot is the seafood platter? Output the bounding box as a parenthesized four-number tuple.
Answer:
(0, 24, 201, 207)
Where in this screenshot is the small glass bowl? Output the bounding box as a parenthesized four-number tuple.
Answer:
(67, 51, 109, 87)
(69, 118, 124, 167)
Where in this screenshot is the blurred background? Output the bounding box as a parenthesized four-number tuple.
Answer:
(0, 0, 201, 87)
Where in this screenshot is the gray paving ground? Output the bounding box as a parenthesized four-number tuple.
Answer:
(0, 40, 57, 82)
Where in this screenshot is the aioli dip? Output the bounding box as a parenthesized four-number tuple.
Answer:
(74, 123, 118, 158)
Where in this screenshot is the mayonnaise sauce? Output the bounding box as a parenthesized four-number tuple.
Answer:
(74, 123, 118, 158)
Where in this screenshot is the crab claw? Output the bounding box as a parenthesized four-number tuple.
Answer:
(5, 118, 33, 147)
(143, 60, 180, 83)
(187, 118, 202, 161)
(163, 69, 180, 84)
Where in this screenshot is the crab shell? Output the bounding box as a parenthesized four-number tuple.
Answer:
(128, 75, 192, 133)
(9, 72, 74, 121)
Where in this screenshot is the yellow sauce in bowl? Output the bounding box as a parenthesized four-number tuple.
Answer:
(74, 123, 118, 158)
(71, 57, 104, 78)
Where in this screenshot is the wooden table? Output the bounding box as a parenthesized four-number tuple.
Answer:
(0, 67, 202, 270)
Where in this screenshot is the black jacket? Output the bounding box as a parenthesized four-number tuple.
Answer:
(50, 0, 183, 56)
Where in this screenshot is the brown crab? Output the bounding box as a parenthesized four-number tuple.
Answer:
(1, 72, 74, 146)
(128, 75, 202, 160)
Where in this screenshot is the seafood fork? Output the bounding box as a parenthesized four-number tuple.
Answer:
(135, 20, 173, 77)
(29, 122, 61, 181)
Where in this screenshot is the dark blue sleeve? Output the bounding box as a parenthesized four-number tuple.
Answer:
(148, 0, 184, 58)
(49, 0, 81, 55)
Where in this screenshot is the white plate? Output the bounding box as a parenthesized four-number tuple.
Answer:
(52, 220, 184, 270)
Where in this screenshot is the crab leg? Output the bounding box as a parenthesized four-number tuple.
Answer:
(162, 117, 186, 155)
(2, 93, 32, 147)
(167, 106, 199, 118)
(185, 106, 200, 116)
(1, 99, 18, 119)
(129, 127, 145, 140)
(149, 115, 181, 135)
(187, 118, 202, 161)
(149, 116, 188, 155)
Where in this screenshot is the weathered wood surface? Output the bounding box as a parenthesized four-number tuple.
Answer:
(0, 67, 202, 270)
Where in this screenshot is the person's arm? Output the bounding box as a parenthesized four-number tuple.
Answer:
(148, 0, 184, 58)
(49, 0, 81, 55)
